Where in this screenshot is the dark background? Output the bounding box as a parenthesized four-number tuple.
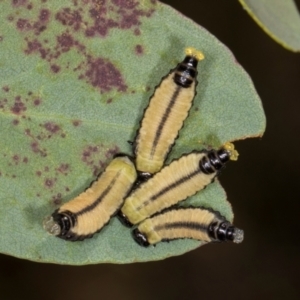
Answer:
(1, 1, 300, 299)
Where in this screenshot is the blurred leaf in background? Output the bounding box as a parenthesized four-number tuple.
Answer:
(0, 0, 265, 265)
(239, 0, 300, 52)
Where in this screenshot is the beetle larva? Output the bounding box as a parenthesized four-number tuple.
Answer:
(43, 156, 137, 241)
(132, 207, 244, 246)
(119, 143, 238, 227)
(134, 47, 205, 179)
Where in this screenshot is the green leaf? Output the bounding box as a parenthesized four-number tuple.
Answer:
(239, 0, 300, 52)
(0, 0, 265, 265)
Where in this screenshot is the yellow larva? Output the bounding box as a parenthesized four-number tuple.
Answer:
(119, 143, 238, 226)
(43, 156, 137, 241)
(134, 47, 205, 179)
(132, 207, 244, 246)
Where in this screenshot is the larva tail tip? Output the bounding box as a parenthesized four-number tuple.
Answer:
(185, 47, 205, 61)
(223, 142, 239, 161)
(233, 228, 244, 244)
(43, 215, 61, 236)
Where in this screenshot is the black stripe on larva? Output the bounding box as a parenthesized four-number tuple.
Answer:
(132, 228, 150, 247)
(199, 148, 230, 174)
(132, 53, 201, 180)
(174, 56, 198, 88)
(150, 85, 181, 157)
(132, 207, 243, 246)
(76, 172, 120, 216)
(51, 172, 121, 241)
(136, 168, 200, 211)
(155, 221, 208, 232)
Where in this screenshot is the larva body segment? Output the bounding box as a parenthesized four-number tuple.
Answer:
(43, 156, 137, 241)
(134, 48, 205, 178)
(132, 207, 244, 246)
(119, 144, 238, 227)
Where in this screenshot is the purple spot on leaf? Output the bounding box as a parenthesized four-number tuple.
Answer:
(17, 18, 31, 31)
(44, 178, 55, 188)
(55, 8, 83, 31)
(134, 28, 140, 35)
(12, 119, 19, 126)
(52, 193, 62, 205)
(51, 64, 60, 73)
(83, 57, 127, 93)
(105, 145, 119, 158)
(12, 155, 19, 165)
(12, 0, 28, 7)
(39, 9, 50, 22)
(44, 122, 60, 133)
(72, 120, 81, 126)
(135, 44, 143, 55)
(34, 98, 42, 106)
(57, 32, 74, 52)
(30, 141, 47, 157)
(112, 0, 138, 9)
(56, 163, 69, 175)
(10, 96, 27, 115)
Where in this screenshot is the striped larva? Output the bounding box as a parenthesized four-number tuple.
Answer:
(132, 207, 244, 246)
(119, 143, 238, 227)
(134, 47, 205, 179)
(43, 156, 137, 241)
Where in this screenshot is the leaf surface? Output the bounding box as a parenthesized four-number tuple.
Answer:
(0, 0, 265, 264)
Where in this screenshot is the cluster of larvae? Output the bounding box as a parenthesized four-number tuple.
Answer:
(43, 47, 244, 247)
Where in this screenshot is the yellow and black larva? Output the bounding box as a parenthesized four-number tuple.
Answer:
(132, 207, 244, 246)
(134, 47, 205, 179)
(118, 143, 238, 227)
(43, 156, 137, 241)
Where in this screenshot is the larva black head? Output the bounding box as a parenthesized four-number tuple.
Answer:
(174, 56, 198, 88)
(174, 48, 204, 88)
(43, 210, 77, 240)
(137, 171, 152, 181)
(199, 149, 229, 174)
(199, 143, 238, 175)
(132, 228, 150, 247)
(117, 210, 134, 227)
(208, 221, 244, 244)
